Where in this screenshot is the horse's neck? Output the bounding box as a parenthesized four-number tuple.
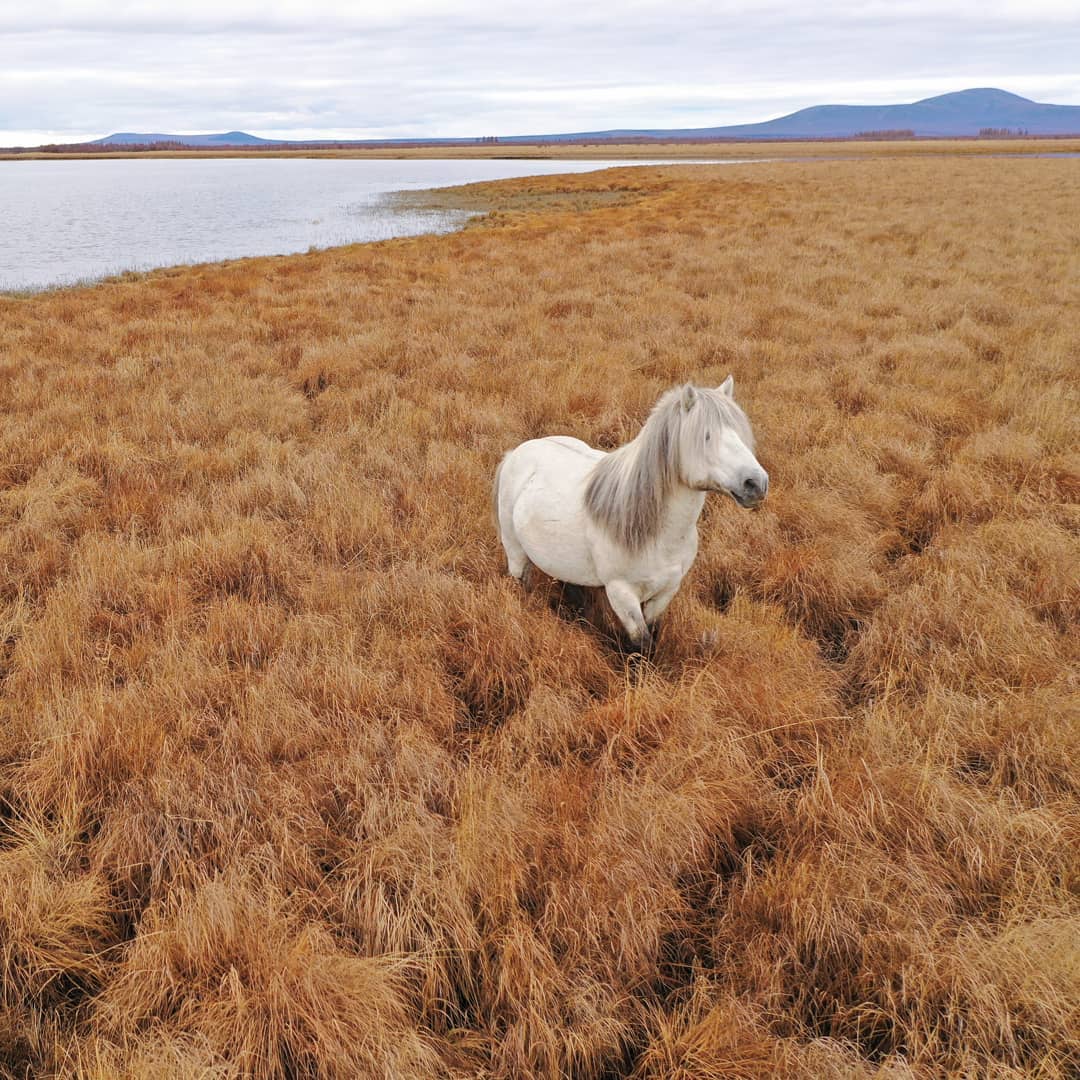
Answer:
(660, 481, 707, 539)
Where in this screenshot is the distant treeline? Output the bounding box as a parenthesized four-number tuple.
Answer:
(32, 141, 226, 153)
(3, 130, 1076, 154)
(853, 129, 916, 139)
(855, 128, 1040, 140)
(14, 137, 506, 153)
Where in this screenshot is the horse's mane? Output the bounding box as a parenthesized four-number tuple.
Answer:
(583, 385, 752, 552)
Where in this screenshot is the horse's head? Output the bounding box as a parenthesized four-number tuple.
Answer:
(677, 377, 768, 507)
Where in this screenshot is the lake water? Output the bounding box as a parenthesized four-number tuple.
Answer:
(0, 157, 728, 292)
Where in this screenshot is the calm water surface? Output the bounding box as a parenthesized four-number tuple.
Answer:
(0, 157, 731, 292)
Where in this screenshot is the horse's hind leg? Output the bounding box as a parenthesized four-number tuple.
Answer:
(494, 463, 530, 581)
(498, 511, 530, 581)
(504, 541, 531, 582)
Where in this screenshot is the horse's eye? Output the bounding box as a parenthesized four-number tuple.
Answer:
(704, 432, 711, 443)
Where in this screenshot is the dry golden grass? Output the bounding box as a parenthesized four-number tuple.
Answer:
(0, 157, 1077, 1077)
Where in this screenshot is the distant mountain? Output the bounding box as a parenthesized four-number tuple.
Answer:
(79, 89, 1080, 149)
(94, 131, 276, 146)
(511, 89, 1080, 141)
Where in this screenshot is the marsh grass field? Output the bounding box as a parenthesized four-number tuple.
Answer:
(0, 156, 1077, 1077)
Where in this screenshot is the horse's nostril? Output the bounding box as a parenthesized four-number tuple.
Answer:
(743, 477, 760, 494)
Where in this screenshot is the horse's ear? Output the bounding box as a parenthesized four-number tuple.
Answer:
(681, 384, 698, 412)
(718, 375, 734, 396)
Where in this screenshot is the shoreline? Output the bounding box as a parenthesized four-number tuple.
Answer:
(0, 159, 744, 298)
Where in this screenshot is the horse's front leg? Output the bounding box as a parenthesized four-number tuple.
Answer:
(604, 579, 651, 650)
(643, 575, 683, 629)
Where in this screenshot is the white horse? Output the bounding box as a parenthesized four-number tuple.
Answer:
(494, 378, 768, 648)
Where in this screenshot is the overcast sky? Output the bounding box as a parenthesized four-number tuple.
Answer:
(3, 1, 1078, 145)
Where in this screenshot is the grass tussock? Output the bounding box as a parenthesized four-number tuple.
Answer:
(0, 157, 1077, 1076)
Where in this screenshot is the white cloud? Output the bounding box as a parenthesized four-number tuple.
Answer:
(2, 2, 1078, 145)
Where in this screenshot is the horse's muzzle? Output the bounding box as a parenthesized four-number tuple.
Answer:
(728, 472, 768, 508)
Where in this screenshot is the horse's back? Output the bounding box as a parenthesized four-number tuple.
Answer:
(543, 435, 604, 462)
(501, 435, 604, 482)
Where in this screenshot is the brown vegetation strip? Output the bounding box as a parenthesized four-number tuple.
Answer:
(4, 136, 1080, 161)
(0, 158, 1078, 1077)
